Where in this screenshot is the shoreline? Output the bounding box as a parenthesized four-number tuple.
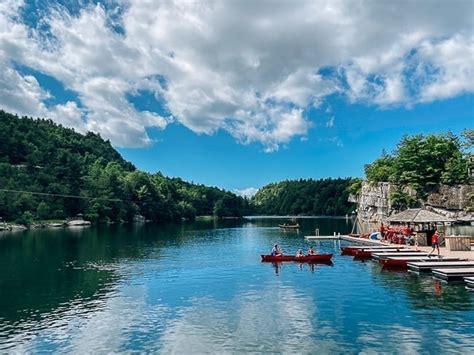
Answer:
(0, 219, 92, 233)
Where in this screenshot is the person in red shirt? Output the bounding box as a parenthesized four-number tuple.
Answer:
(379, 223, 386, 240)
(428, 231, 440, 257)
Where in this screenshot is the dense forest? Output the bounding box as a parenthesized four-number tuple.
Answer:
(251, 178, 356, 216)
(361, 131, 473, 209)
(0, 110, 253, 224)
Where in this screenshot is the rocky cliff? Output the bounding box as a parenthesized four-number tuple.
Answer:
(350, 182, 474, 223)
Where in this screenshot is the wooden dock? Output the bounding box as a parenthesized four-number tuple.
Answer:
(304, 235, 341, 241)
(357, 248, 406, 252)
(382, 256, 460, 262)
(305, 234, 390, 246)
(372, 252, 428, 260)
(342, 245, 404, 251)
(407, 261, 474, 273)
(432, 268, 474, 281)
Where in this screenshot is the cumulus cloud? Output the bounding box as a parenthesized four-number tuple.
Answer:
(0, 0, 473, 150)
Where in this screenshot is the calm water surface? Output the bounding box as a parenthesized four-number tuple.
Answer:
(1, 218, 473, 353)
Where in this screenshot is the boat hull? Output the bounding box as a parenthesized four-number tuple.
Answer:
(278, 224, 299, 229)
(261, 254, 333, 263)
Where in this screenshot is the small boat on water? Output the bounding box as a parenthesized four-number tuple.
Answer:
(261, 254, 333, 263)
(278, 223, 300, 229)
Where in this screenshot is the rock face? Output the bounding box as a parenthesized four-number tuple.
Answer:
(352, 182, 474, 223)
(351, 182, 392, 222)
(426, 185, 473, 211)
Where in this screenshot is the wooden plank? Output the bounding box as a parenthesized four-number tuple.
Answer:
(408, 261, 474, 272)
(341, 236, 388, 245)
(386, 256, 460, 261)
(343, 246, 402, 250)
(432, 268, 474, 281)
(465, 278, 474, 289)
(367, 249, 418, 253)
(304, 236, 340, 240)
(373, 252, 428, 260)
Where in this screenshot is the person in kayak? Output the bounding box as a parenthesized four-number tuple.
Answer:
(307, 246, 316, 255)
(271, 244, 282, 256)
(295, 249, 304, 258)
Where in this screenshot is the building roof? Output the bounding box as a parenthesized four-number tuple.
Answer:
(387, 208, 455, 223)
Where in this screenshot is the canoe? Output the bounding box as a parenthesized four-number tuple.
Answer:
(261, 254, 333, 263)
(278, 224, 300, 229)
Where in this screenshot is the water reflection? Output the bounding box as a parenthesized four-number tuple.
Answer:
(0, 219, 473, 353)
(269, 261, 333, 275)
(368, 261, 474, 311)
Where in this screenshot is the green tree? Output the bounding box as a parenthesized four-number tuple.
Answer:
(36, 201, 50, 220)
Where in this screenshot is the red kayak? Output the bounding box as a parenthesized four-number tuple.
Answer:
(261, 254, 333, 263)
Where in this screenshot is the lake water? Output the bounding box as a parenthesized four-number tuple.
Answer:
(1, 218, 473, 353)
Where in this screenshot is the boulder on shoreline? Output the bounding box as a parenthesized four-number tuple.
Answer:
(67, 219, 92, 227)
(0, 224, 28, 232)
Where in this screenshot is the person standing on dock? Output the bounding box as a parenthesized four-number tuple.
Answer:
(428, 231, 440, 257)
(380, 223, 386, 241)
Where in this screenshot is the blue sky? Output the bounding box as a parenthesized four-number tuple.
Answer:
(118, 93, 473, 192)
(0, 1, 473, 194)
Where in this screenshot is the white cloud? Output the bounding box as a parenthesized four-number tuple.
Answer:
(234, 187, 259, 198)
(326, 116, 335, 128)
(0, 0, 473, 150)
(0, 64, 49, 117)
(416, 35, 474, 102)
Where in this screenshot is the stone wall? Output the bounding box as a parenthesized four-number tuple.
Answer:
(353, 182, 474, 223)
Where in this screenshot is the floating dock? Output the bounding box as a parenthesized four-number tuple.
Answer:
(380, 256, 461, 269)
(357, 248, 406, 252)
(432, 268, 474, 281)
(372, 252, 428, 260)
(354, 249, 422, 259)
(344, 245, 404, 250)
(407, 261, 474, 273)
(305, 234, 389, 246)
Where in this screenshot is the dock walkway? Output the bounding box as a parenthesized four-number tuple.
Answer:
(408, 261, 474, 273)
(432, 268, 474, 281)
(305, 234, 389, 246)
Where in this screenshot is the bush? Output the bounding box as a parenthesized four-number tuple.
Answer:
(16, 211, 35, 226)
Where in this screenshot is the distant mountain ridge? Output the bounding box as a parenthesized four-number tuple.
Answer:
(252, 178, 356, 216)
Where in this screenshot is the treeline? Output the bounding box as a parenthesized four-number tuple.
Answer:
(0, 110, 252, 224)
(251, 178, 356, 216)
(363, 131, 473, 209)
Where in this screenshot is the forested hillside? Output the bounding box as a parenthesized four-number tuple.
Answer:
(252, 178, 356, 216)
(0, 110, 252, 223)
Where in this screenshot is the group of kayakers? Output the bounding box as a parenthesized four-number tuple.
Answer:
(271, 244, 316, 257)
